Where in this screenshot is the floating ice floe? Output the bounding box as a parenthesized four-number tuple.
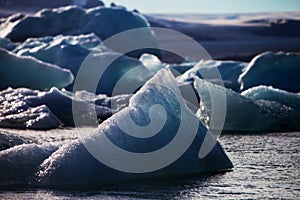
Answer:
(0, 5, 160, 58)
(0, 48, 74, 91)
(194, 77, 300, 132)
(36, 69, 233, 187)
(239, 52, 300, 92)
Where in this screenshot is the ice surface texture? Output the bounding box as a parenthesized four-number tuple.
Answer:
(36, 69, 233, 187)
(0, 48, 74, 91)
(0, 6, 160, 58)
(239, 52, 300, 92)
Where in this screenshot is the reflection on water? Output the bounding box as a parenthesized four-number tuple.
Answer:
(0, 132, 299, 199)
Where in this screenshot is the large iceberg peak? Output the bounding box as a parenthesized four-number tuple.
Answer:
(37, 69, 233, 186)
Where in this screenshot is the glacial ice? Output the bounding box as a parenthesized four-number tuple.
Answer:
(194, 77, 300, 132)
(0, 5, 160, 58)
(36, 69, 233, 187)
(239, 52, 300, 92)
(0, 48, 74, 91)
(178, 59, 247, 92)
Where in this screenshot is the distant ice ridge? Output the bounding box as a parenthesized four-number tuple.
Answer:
(0, 5, 160, 58)
(193, 77, 300, 132)
(36, 69, 233, 187)
(0, 87, 130, 129)
(239, 52, 300, 92)
(0, 48, 74, 91)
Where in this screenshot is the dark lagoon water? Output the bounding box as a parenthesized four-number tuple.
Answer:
(0, 130, 299, 199)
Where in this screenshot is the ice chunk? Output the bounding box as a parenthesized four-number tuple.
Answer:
(0, 87, 130, 129)
(178, 59, 247, 92)
(0, 88, 62, 129)
(194, 77, 300, 132)
(239, 52, 300, 92)
(0, 143, 58, 186)
(0, 48, 74, 91)
(0, 6, 160, 58)
(0, 105, 62, 130)
(139, 53, 165, 73)
(36, 69, 233, 187)
(13, 34, 150, 95)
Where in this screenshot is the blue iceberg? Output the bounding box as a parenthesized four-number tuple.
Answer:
(36, 69, 233, 187)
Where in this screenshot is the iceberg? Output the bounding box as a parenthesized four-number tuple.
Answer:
(0, 5, 160, 58)
(0, 48, 74, 91)
(36, 69, 233, 187)
(178, 60, 247, 92)
(13, 34, 152, 95)
(194, 77, 300, 132)
(239, 52, 300, 92)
